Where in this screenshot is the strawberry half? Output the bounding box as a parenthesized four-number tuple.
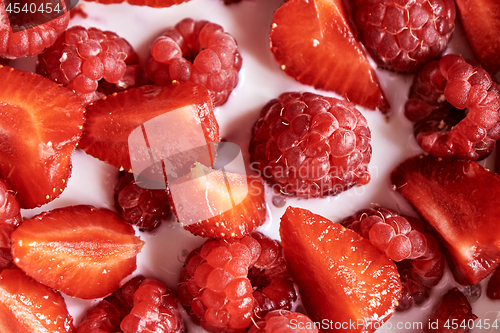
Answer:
(0, 269, 74, 333)
(83, 0, 189, 7)
(79, 82, 219, 173)
(269, 0, 389, 112)
(0, 65, 85, 208)
(424, 288, 476, 333)
(391, 155, 500, 285)
(172, 163, 267, 238)
(11, 205, 144, 299)
(455, 0, 500, 74)
(280, 207, 401, 333)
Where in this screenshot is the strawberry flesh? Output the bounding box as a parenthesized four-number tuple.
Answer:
(11, 205, 144, 299)
(173, 163, 267, 238)
(455, 0, 500, 73)
(79, 82, 219, 173)
(0, 65, 85, 208)
(270, 0, 389, 112)
(391, 155, 500, 285)
(424, 288, 476, 333)
(0, 268, 74, 333)
(280, 207, 401, 332)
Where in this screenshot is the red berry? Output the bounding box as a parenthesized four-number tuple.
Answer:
(248, 310, 319, 333)
(114, 171, 173, 232)
(342, 207, 445, 311)
(37, 26, 139, 106)
(0, 0, 70, 59)
(0, 179, 21, 274)
(405, 54, 500, 160)
(178, 232, 296, 333)
(147, 18, 242, 106)
(83, 0, 190, 7)
(353, 0, 456, 72)
(249, 92, 372, 198)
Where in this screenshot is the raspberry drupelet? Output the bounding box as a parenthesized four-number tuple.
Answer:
(0, 179, 22, 273)
(248, 310, 319, 333)
(0, 0, 70, 59)
(405, 54, 500, 160)
(147, 18, 242, 106)
(353, 0, 456, 72)
(249, 92, 372, 198)
(77, 275, 184, 333)
(342, 207, 446, 311)
(37, 26, 139, 106)
(114, 171, 173, 232)
(178, 232, 297, 333)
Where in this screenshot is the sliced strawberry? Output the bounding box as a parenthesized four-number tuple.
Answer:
(455, 0, 500, 73)
(424, 288, 476, 333)
(172, 163, 267, 238)
(0, 268, 74, 332)
(280, 207, 401, 333)
(0, 65, 85, 208)
(79, 82, 219, 173)
(391, 155, 500, 285)
(269, 0, 389, 112)
(11, 205, 144, 299)
(83, 0, 189, 7)
(0, 0, 70, 58)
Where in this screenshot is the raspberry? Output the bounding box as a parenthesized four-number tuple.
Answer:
(77, 275, 184, 333)
(178, 232, 297, 333)
(0, 0, 70, 59)
(249, 92, 372, 198)
(147, 18, 242, 106)
(341, 207, 445, 311)
(0, 179, 22, 273)
(121, 278, 184, 333)
(405, 54, 500, 160)
(248, 310, 319, 333)
(353, 0, 456, 72)
(37, 26, 139, 106)
(114, 171, 173, 232)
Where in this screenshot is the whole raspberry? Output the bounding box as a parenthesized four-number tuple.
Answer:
(147, 18, 242, 106)
(178, 232, 297, 333)
(249, 92, 372, 198)
(353, 0, 456, 72)
(0, 179, 22, 273)
(114, 171, 173, 232)
(405, 54, 500, 160)
(248, 310, 319, 333)
(342, 207, 446, 312)
(37, 26, 139, 106)
(77, 275, 184, 333)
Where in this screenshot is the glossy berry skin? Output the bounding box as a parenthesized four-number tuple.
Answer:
(405, 54, 500, 160)
(0, 0, 70, 59)
(248, 310, 319, 333)
(342, 208, 445, 312)
(77, 275, 184, 333)
(114, 171, 173, 232)
(121, 278, 184, 333)
(280, 207, 401, 333)
(37, 26, 139, 106)
(354, 0, 456, 72)
(178, 232, 296, 333)
(392, 155, 500, 285)
(249, 92, 371, 198)
(148, 18, 242, 106)
(0, 179, 22, 273)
